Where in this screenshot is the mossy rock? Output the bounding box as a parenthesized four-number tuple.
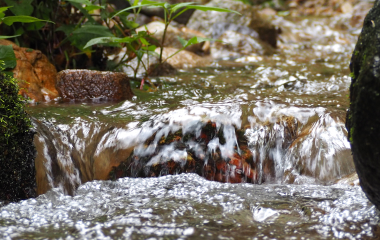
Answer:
(0, 64, 36, 202)
(346, 1, 380, 209)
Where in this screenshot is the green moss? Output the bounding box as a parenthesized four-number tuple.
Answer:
(355, 50, 359, 56)
(349, 127, 354, 144)
(349, 72, 356, 79)
(0, 60, 36, 201)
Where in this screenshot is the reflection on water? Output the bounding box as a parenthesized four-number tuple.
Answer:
(1, 8, 379, 240)
(0, 174, 378, 239)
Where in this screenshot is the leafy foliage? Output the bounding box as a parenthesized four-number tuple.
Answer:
(1, 0, 239, 80)
(0, 44, 16, 69)
(81, 0, 239, 82)
(0, 5, 53, 70)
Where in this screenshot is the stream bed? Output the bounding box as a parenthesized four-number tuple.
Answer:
(1, 10, 380, 240)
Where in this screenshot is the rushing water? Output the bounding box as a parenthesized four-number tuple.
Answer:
(2, 10, 380, 239)
(0, 174, 378, 239)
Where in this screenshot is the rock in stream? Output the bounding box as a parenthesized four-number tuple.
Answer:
(346, 1, 380, 210)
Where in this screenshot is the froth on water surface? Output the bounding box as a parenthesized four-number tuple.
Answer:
(0, 174, 378, 239)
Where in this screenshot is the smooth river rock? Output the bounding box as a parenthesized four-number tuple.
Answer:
(346, 1, 380, 210)
(0, 39, 59, 102)
(56, 70, 134, 102)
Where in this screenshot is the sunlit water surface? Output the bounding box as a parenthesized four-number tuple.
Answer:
(0, 174, 378, 239)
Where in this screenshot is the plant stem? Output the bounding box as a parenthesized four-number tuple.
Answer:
(159, 12, 171, 64)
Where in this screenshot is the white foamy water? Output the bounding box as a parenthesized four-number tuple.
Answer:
(0, 174, 378, 239)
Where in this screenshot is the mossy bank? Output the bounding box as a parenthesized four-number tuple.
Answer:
(0, 62, 36, 202)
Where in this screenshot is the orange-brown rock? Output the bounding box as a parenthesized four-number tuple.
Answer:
(0, 39, 58, 102)
(56, 70, 134, 102)
(109, 121, 260, 184)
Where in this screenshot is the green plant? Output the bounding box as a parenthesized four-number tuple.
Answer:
(83, 0, 240, 87)
(0, 5, 53, 69)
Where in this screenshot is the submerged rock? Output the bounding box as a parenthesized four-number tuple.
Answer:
(346, 1, 380, 210)
(109, 121, 260, 183)
(0, 39, 59, 102)
(109, 116, 300, 184)
(56, 70, 134, 102)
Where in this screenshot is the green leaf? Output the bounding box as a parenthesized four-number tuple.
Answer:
(124, 20, 140, 29)
(139, 37, 150, 46)
(184, 36, 218, 48)
(83, 37, 117, 48)
(72, 25, 114, 36)
(56, 24, 76, 35)
(186, 5, 241, 15)
(141, 0, 166, 7)
(4, 0, 34, 16)
(170, 2, 194, 13)
(0, 6, 12, 14)
(65, 0, 93, 5)
(84, 5, 105, 11)
(111, 3, 162, 18)
(0, 35, 20, 39)
(2, 16, 54, 26)
(178, 36, 188, 47)
(0, 45, 17, 69)
(141, 44, 157, 52)
(26, 21, 45, 31)
(83, 36, 135, 49)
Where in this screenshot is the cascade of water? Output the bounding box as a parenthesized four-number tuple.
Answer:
(245, 101, 355, 184)
(33, 103, 355, 196)
(33, 119, 82, 195)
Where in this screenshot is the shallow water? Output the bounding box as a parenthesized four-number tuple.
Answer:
(2, 11, 379, 239)
(0, 174, 379, 240)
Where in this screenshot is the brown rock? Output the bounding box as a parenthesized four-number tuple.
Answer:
(0, 39, 59, 102)
(56, 70, 134, 102)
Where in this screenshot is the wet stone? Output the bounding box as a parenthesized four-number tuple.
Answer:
(56, 70, 134, 102)
(0, 39, 59, 102)
(346, 1, 380, 210)
(109, 119, 298, 184)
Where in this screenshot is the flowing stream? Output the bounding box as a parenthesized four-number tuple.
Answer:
(1, 11, 380, 239)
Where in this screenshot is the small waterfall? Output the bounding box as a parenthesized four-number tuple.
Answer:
(33, 104, 355, 196)
(283, 113, 354, 183)
(245, 115, 298, 183)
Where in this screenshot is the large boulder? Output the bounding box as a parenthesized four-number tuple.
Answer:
(346, 1, 380, 209)
(56, 70, 134, 102)
(0, 40, 59, 102)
